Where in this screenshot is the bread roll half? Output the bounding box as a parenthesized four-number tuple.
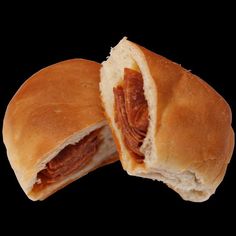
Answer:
(100, 37, 234, 202)
(3, 59, 117, 200)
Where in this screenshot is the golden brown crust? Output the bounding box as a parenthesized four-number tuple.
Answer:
(3, 59, 116, 199)
(135, 44, 234, 187)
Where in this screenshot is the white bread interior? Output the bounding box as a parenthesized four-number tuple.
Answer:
(100, 37, 234, 202)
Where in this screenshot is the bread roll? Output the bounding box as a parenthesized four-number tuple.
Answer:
(3, 59, 117, 201)
(100, 37, 234, 202)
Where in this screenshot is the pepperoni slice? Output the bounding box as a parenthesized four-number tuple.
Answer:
(114, 68, 148, 162)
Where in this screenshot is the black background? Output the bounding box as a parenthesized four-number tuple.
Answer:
(0, 2, 235, 232)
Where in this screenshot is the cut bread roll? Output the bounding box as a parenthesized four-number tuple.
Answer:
(100, 37, 234, 202)
(3, 59, 117, 201)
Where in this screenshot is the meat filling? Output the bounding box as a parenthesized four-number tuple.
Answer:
(36, 129, 102, 186)
(114, 68, 148, 163)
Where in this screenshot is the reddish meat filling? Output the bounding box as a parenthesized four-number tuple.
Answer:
(114, 68, 148, 163)
(37, 129, 102, 186)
